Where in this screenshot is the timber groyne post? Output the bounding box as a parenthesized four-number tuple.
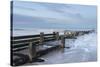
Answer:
(40, 32, 44, 45)
(60, 35, 65, 48)
(29, 42, 36, 62)
(53, 32, 59, 40)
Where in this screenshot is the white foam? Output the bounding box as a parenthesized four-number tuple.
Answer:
(65, 32, 97, 61)
(73, 32, 97, 52)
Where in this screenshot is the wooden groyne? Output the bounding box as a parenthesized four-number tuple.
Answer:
(11, 30, 94, 66)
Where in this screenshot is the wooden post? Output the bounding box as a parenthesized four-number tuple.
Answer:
(72, 32, 76, 38)
(74, 32, 76, 36)
(53, 32, 59, 40)
(53, 32, 56, 39)
(29, 42, 36, 62)
(40, 32, 44, 45)
(60, 35, 65, 48)
(64, 31, 66, 38)
(78, 32, 81, 36)
(55, 32, 59, 40)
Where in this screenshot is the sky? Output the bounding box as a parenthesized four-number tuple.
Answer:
(12, 1, 97, 30)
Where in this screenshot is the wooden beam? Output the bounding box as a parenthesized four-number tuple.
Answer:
(28, 42, 36, 62)
(40, 32, 44, 45)
(60, 35, 65, 48)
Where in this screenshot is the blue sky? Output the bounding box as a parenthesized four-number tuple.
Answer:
(12, 1, 97, 30)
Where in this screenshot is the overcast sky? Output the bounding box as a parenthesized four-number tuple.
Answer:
(12, 1, 97, 30)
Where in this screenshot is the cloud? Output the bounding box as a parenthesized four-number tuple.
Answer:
(39, 3, 71, 13)
(12, 1, 97, 29)
(13, 1, 85, 22)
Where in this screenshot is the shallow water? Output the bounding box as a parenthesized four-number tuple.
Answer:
(24, 32, 97, 65)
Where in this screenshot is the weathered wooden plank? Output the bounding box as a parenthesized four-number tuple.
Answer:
(44, 38, 55, 42)
(44, 33, 54, 36)
(12, 39, 39, 44)
(11, 35, 40, 40)
(13, 43, 28, 48)
(44, 37, 54, 39)
(13, 46, 28, 52)
(12, 33, 53, 40)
